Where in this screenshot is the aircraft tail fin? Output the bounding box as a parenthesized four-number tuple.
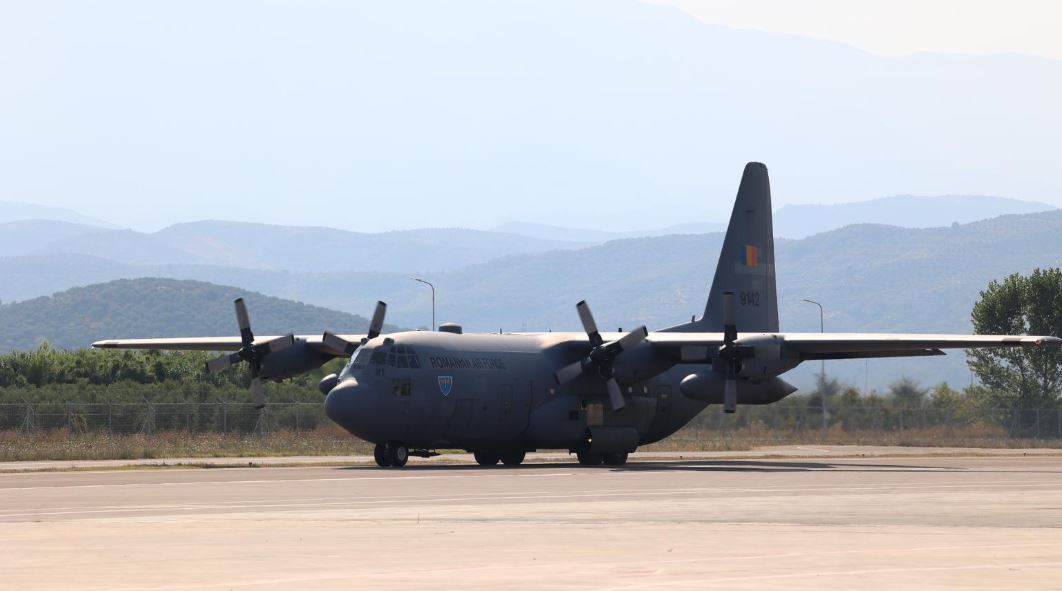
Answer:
(667, 162, 779, 333)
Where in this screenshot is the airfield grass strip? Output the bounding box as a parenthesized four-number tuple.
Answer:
(3, 423, 1062, 462)
(645, 423, 1062, 451)
(0, 427, 374, 462)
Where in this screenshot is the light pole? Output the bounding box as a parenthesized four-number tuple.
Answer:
(410, 277, 435, 331)
(802, 298, 827, 433)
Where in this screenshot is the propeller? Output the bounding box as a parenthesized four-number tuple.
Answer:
(322, 301, 388, 355)
(717, 292, 755, 413)
(554, 300, 648, 411)
(205, 298, 295, 409)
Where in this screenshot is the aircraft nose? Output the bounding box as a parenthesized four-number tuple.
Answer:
(324, 378, 361, 432)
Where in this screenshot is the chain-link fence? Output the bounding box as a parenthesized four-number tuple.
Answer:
(1, 402, 332, 436)
(2, 402, 1061, 439)
(684, 404, 1062, 440)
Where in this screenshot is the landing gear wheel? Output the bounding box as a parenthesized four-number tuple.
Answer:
(374, 443, 392, 467)
(500, 450, 526, 466)
(474, 450, 500, 466)
(387, 443, 409, 468)
(603, 452, 629, 466)
(576, 451, 603, 466)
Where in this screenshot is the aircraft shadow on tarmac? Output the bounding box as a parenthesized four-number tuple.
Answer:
(338, 460, 963, 473)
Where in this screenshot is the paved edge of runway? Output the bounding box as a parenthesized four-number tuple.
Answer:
(3, 445, 1062, 474)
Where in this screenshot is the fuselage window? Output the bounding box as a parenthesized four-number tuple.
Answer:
(391, 378, 412, 397)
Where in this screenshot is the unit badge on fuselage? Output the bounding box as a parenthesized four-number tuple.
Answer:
(438, 376, 453, 396)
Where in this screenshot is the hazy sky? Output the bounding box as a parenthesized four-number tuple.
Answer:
(1, 1, 1059, 232)
(653, 0, 1062, 60)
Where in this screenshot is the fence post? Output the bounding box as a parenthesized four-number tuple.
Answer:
(222, 401, 228, 433)
(1036, 409, 1041, 439)
(19, 402, 34, 434)
(107, 403, 113, 435)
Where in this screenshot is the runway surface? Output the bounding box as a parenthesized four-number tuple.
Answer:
(3, 454, 1062, 590)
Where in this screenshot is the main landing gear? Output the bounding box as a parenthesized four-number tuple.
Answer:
(374, 442, 409, 468)
(473, 449, 527, 466)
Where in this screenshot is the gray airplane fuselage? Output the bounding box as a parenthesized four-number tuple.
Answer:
(324, 330, 714, 453)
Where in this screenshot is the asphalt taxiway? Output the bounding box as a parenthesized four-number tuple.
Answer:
(3, 452, 1062, 590)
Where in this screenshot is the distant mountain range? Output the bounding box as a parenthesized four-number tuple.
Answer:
(4, 208, 1062, 389)
(772, 195, 1056, 239)
(0, 278, 393, 351)
(496, 195, 1055, 242)
(0, 201, 116, 228)
(2, 198, 1061, 390)
(492, 221, 726, 243)
(0, 218, 587, 274)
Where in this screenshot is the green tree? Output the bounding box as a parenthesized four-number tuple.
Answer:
(888, 377, 927, 408)
(967, 268, 1062, 410)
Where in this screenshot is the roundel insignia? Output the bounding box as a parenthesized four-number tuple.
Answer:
(438, 376, 453, 397)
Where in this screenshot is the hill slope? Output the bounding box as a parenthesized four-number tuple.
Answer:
(0, 278, 385, 351)
(0, 220, 110, 258)
(0, 201, 116, 227)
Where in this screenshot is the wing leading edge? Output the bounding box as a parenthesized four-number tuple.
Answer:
(91, 335, 367, 356)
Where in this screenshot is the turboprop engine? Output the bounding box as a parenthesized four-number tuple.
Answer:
(728, 334, 801, 380)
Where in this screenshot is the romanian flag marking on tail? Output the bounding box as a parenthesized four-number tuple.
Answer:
(744, 244, 759, 267)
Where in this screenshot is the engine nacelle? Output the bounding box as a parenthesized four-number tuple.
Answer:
(680, 372, 798, 405)
(733, 334, 800, 379)
(258, 340, 333, 381)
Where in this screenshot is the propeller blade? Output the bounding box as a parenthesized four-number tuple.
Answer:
(723, 379, 737, 413)
(260, 334, 295, 355)
(368, 301, 387, 340)
(206, 352, 241, 373)
(605, 378, 626, 411)
(234, 298, 254, 346)
(323, 331, 359, 356)
(555, 360, 586, 385)
(251, 377, 266, 409)
(576, 300, 603, 347)
(609, 326, 648, 355)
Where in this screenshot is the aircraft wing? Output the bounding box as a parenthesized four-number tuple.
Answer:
(779, 333, 1060, 360)
(91, 334, 368, 356)
(643, 332, 1061, 361)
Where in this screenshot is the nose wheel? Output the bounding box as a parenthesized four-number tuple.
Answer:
(374, 442, 409, 468)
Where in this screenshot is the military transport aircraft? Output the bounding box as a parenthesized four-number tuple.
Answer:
(93, 163, 1061, 468)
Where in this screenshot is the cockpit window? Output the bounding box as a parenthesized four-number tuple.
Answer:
(385, 345, 420, 369)
(351, 348, 372, 369)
